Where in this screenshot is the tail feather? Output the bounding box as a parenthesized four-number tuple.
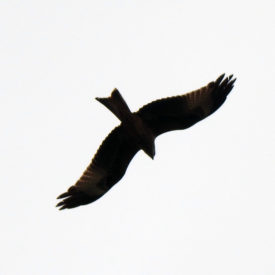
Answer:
(96, 89, 132, 121)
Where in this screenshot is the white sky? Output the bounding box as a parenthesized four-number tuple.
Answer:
(1, 1, 275, 274)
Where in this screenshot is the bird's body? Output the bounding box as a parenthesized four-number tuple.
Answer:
(57, 74, 236, 210)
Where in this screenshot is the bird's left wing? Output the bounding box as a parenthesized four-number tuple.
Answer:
(136, 74, 236, 137)
(56, 125, 140, 210)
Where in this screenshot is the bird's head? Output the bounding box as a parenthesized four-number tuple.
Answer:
(142, 141, 155, 160)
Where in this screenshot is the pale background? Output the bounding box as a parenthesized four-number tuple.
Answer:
(1, 1, 275, 274)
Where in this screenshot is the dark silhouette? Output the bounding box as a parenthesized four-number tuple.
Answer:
(56, 74, 236, 210)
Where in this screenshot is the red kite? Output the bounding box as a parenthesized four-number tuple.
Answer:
(56, 74, 236, 210)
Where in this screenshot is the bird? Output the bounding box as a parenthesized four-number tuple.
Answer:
(56, 73, 236, 210)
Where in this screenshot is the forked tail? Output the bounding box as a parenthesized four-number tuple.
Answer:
(96, 89, 132, 122)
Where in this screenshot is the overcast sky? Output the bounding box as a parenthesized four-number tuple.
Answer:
(1, 1, 275, 274)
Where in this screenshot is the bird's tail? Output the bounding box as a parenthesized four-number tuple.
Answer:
(96, 89, 132, 122)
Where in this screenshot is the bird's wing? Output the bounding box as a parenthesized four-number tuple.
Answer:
(56, 125, 140, 210)
(136, 74, 236, 137)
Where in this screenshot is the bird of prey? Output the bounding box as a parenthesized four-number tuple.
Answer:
(56, 74, 236, 210)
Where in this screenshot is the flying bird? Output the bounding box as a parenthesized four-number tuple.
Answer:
(56, 74, 236, 210)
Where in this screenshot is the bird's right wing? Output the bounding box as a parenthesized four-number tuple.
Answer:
(56, 126, 140, 209)
(136, 74, 236, 137)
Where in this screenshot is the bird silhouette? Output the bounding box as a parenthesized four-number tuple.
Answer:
(56, 74, 236, 210)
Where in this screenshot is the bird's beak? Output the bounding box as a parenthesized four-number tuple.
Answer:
(144, 149, 155, 160)
(149, 147, 155, 160)
(143, 142, 155, 160)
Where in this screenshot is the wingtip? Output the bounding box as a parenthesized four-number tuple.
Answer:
(215, 73, 226, 85)
(226, 74, 237, 86)
(231, 78, 237, 85)
(56, 200, 68, 210)
(56, 186, 99, 210)
(56, 201, 65, 207)
(216, 73, 236, 86)
(57, 192, 70, 199)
